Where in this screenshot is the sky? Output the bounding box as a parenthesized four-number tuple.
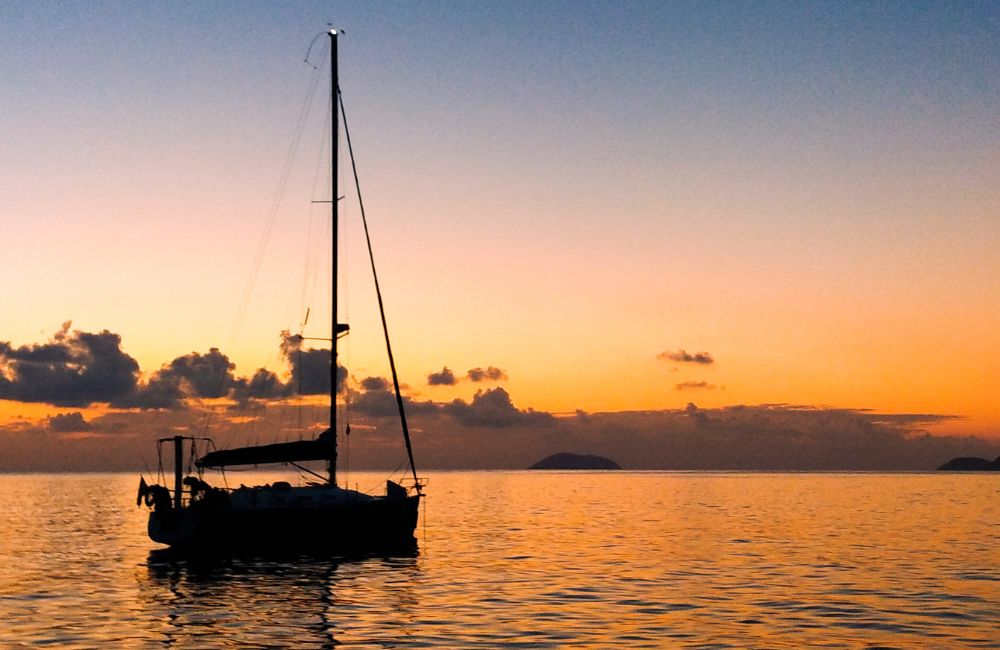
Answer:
(1, 1, 998, 470)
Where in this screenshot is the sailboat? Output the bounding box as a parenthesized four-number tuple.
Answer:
(136, 29, 423, 551)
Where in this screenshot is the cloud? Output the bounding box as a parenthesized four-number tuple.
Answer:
(2, 392, 998, 472)
(685, 401, 711, 425)
(114, 348, 238, 410)
(657, 349, 714, 365)
(281, 333, 344, 395)
(565, 404, 982, 470)
(675, 381, 717, 390)
(113, 373, 184, 410)
(443, 387, 553, 428)
(0, 322, 139, 406)
(164, 348, 235, 398)
(0, 325, 356, 411)
(244, 368, 285, 398)
(427, 367, 456, 386)
(48, 411, 90, 433)
(466, 366, 508, 382)
(231, 368, 287, 407)
(352, 387, 399, 418)
(350, 376, 396, 418)
(350, 375, 438, 418)
(360, 376, 389, 391)
(5, 325, 998, 473)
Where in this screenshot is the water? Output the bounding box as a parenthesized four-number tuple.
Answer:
(0, 472, 997, 647)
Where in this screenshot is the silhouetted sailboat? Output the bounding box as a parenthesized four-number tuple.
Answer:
(137, 29, 423, 551)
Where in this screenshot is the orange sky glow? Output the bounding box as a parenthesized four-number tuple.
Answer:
(1, 4, 998, 472)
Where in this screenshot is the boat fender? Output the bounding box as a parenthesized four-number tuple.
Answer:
(144, 485, 172, 511)
(183, 476, 209, 501)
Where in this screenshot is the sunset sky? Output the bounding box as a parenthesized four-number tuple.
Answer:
(1, 2, 998, 470)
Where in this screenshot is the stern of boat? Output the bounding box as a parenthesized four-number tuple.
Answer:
(148, 507, 202, 547)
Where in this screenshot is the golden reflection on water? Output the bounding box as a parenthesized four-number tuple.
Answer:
(0, 471, 997, 647)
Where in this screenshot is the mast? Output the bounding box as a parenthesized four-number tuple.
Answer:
(328, 29, 339, 486)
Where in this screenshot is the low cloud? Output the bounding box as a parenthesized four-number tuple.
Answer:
(685, 401, 711, 425)
(352, 388, 399, 418)
(48, 411, 90, 433)
(443, 387, 553, 428)
(427, 367, 456, 386)
(350, 375, 437, 418)
(658, 349, 714, 365)
(2, 394, 998, 472)
(113, 372, 183, 410)
(466, 366, 508, 382)
(347, 381, 551, 428)
(232, 368, 287, 407)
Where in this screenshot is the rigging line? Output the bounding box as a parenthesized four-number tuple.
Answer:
(338, 88, 420, 491)
(361, 454, 405, 495)
(139, 454, 153, 483)
(213, 49, 326, 455)
(303, 25, 336, 70)
(227, 47, 326, 349)
(289, 461, 327, 483)
(284, 97, 330, 345)
(297, 98, 331, 331)
(156, 441, 165, 485)
(196, 397, 225, 454)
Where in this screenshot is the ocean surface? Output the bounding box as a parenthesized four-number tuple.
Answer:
(0, 471, 997, 648)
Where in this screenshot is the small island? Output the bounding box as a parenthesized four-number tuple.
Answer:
(937, 455, 1000, 471)
(529, 452, 621, 470)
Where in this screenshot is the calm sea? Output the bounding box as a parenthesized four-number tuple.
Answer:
(0, 471, 996, 648)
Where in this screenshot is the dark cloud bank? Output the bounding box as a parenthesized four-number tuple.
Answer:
(0, 324, 342, 411)
(0, 323, 138, 406)
(2, 325, 998, 471)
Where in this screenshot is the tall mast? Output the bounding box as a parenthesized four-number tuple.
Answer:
(328, 29, 339, 486)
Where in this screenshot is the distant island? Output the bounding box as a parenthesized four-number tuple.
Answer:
(529, 453, 621, 470)
(937, 456, 1000, 471)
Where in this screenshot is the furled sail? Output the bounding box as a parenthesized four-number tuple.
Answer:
(196, 429, 334, 468)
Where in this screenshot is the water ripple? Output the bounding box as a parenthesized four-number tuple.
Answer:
(0, 472, 997, 647)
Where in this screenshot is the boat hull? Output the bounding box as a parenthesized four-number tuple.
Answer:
(149, 494, 420, 552)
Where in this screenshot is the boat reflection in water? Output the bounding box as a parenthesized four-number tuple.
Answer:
(143, 545, 420, 647)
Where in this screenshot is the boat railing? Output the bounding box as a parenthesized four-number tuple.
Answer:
(398, 477, 429, 493)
